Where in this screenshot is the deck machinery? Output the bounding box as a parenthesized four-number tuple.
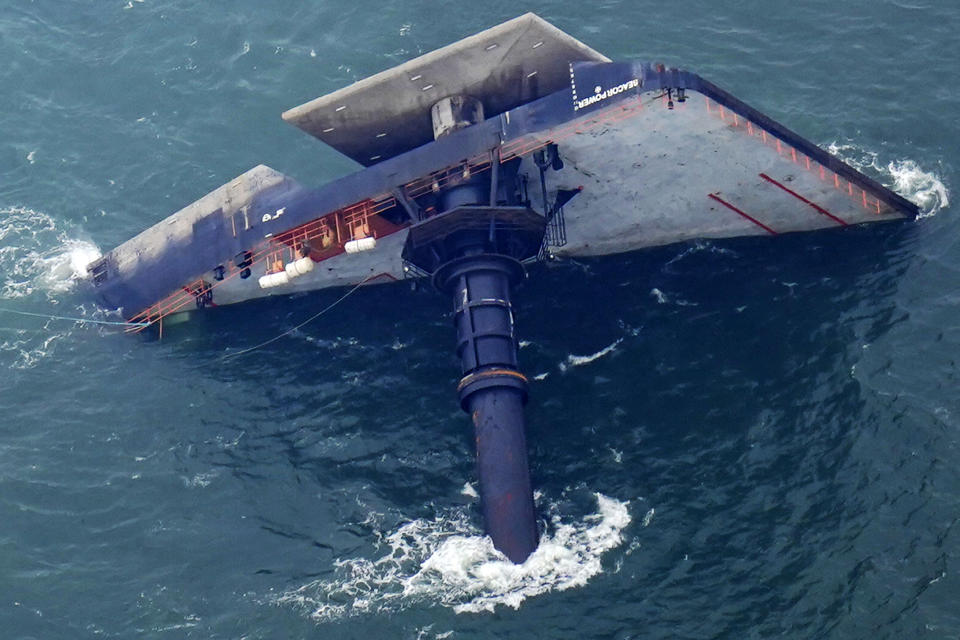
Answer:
(88, 14, 919, 563)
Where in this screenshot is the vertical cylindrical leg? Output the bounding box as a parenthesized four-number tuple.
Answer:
(466, 386, 537, 563)
(440, 255, 538, 563)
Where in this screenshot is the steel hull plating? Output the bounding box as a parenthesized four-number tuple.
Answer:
(89, 61, 916, 325)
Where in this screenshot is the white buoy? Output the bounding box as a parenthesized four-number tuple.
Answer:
(258, 271, 290, 289)
(284, 256, 315, 278)
(344, 237, 376, 254)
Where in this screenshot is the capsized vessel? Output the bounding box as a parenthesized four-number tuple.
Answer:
(89, 14, 918, 562)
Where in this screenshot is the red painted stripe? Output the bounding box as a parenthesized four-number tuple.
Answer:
(708, 193, 778, 235)
(759, 173, 849, 226)
(366, 272, 398, 283)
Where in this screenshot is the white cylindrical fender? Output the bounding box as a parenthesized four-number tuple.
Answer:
(258, 271, 290, 289)
(299, 256, 316, 274)
(284, 256, 315, 278)
(344, 237, 377, 254)
(294, 256, 315, 275)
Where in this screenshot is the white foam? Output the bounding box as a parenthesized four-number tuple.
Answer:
(414, 626, 454, 640)
(648, 288, 697, 307)
(887, 159, 949, 218)
(664, 240, 739, 269)
(38, 239, 103, 294)
(0, 207, 104, 369)
(642, 507, 655, 527)
(1, 207, 101, 300)
(0, 331, 65, 369)
(182, 471, 219, 488)
(560, 338, 623, 371)
(826, 142, 949, 217)
(278, 493, 631, 619)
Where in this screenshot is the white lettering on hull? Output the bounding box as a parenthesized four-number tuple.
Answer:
(573, 78, 640, 111)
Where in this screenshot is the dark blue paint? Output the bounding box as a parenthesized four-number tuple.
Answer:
(440, 255, 537, 563)
(95, 60, 917, 320)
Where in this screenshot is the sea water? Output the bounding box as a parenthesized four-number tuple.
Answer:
(1, 1, 957, 638)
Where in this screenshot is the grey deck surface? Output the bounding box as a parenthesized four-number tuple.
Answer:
(109, 165, 300, 279)
(282, 13, 608, 166)
(534, 92, 906, 258)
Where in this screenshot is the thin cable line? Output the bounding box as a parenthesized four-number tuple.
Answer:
(0, 306, 150, 327)
(220, 275, 374, 360)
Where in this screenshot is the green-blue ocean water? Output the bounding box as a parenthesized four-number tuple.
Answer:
(1, 1, 956, 638)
